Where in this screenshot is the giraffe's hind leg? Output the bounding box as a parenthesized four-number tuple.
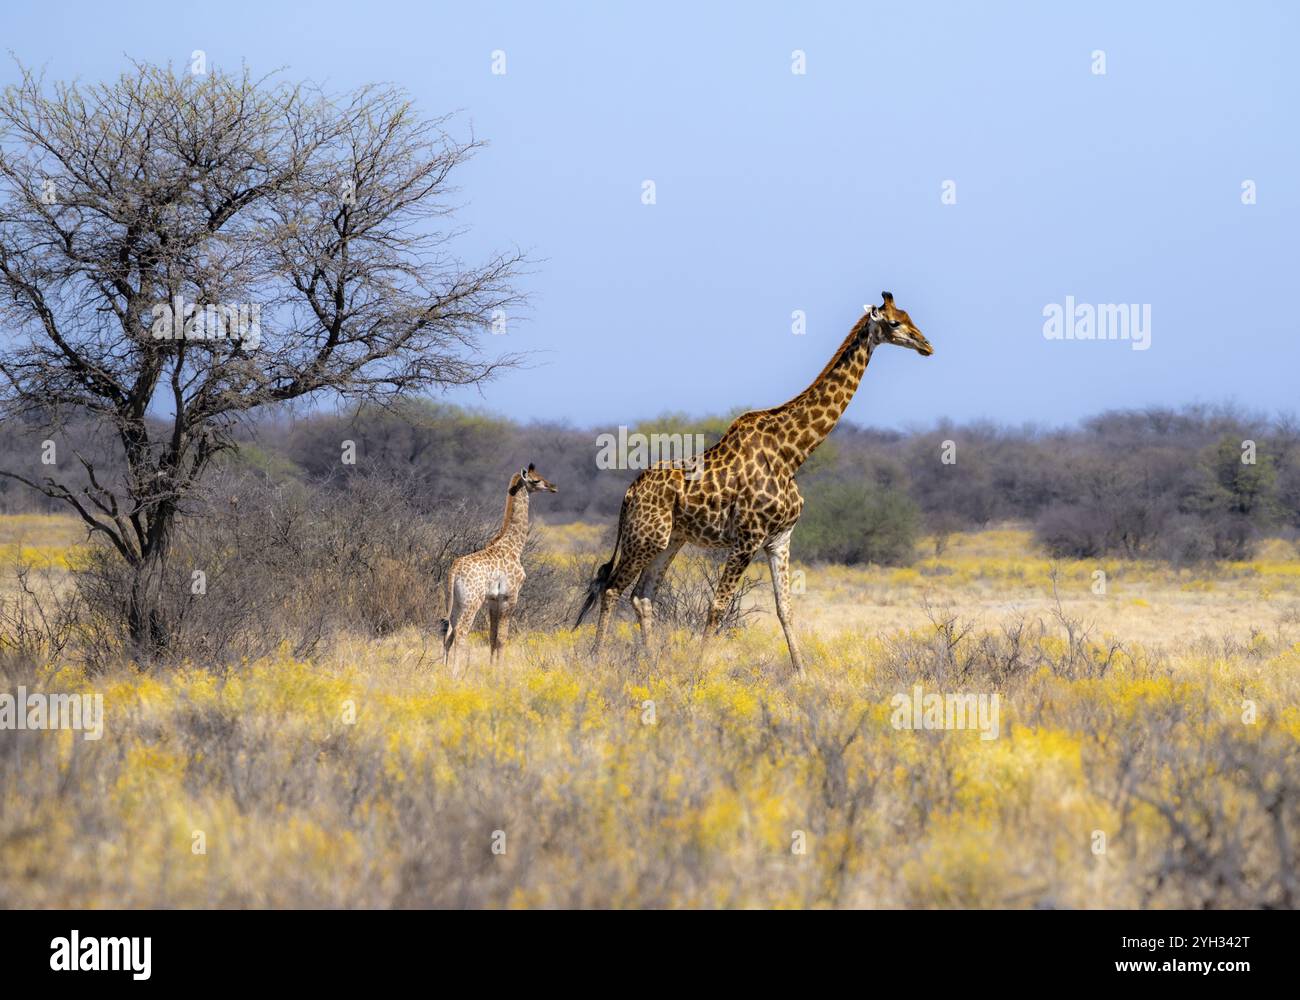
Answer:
(593, 520, 675, 660)
(592, 548, 655, 659)
(488, 595, 515, 665)
(443, 575, 465, 668)
(448, 595, 484, 675)
(631, 534, 685, 653)
(487, 599, 501, 664)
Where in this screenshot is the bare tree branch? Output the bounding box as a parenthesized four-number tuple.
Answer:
(0, 60, 525, 651)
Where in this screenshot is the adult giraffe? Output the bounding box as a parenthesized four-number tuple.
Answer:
(575, 292, 934, 674)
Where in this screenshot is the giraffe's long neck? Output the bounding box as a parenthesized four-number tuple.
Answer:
(772, 315, 875, 471)
(491, 482, 530, 554)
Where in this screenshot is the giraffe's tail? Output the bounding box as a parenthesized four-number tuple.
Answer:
(574, 496, 627, 629)
(573, 558, 613, 629)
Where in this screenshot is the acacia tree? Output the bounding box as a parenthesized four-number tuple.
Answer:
(0, 61, 523, 653)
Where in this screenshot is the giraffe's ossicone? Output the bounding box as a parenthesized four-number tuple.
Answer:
(576, 292, 934, 674)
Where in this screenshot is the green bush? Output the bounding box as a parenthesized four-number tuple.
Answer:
(795, 479, 920, 566)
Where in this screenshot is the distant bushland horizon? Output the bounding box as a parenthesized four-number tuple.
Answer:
(4, 397, 1295, 569)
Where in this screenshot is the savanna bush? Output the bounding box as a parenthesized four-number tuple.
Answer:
(796, 480, 919, 566)
(6, 622, 1294, 908)
(71, 471, 569, 668)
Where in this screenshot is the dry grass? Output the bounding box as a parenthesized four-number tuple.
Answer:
(1, 515, 1298, 908)
(0, 513, 86, 572)
(770, 527, 1300, 650)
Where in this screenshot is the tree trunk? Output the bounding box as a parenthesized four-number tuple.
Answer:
(127, 515, 174, 657)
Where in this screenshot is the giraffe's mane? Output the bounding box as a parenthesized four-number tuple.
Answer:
(489, 474, 526, 545)
(773, 313, 872, 413)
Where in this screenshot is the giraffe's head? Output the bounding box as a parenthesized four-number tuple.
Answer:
(865, 291, 933, 357)
(511, 463, 558, 494)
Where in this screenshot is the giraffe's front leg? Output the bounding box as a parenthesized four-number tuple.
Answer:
(702, 543, 758, 649)
(765, 528, 805, 675)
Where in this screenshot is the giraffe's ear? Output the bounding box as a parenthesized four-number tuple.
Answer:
(520, 466, 529, 479)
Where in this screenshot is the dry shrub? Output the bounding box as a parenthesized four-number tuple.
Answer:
(877, 594, 1129, 692)
(0, 558, 81, 668)
(3, 611, 1295, 908)
(1077, 690, 1300, 909)
(654, 552, 761, 633)
(70, 471, 576, 668)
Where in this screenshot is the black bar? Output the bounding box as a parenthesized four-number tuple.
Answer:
(0, 908, 1287, 987)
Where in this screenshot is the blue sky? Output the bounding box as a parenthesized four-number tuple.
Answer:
(5, 1, 1297, 429)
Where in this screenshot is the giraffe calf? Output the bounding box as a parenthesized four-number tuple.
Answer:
(441, 464, 557, 670)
